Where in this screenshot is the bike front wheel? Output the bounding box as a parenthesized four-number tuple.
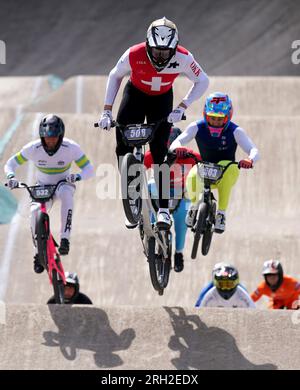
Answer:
(121, 153, 143, 225)
(201, 202, 216, 256)
(147, 235, 171, 295)
(36, 210, 49, 269)
(191, 202, 208, 259)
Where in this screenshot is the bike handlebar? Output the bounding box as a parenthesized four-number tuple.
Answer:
(166, 150, 240, 170)
(18, 178, 69, 190)
(5, 178, 80, 201)
(94, 120, 116, 128)
(185, 152, 240, 170)
(94, 115, 186, 128)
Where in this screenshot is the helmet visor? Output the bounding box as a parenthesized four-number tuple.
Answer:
(40, 128, 60, 137)
(263, 268, 279, 275)
(207, 112, 226, 119)
(151, 47, 172, 61)
(40, 125, 62, 138)
(216, 279, 237, 290)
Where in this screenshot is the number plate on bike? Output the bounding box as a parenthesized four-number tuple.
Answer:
(123, 125, 153, 142)
(198, 163, 224, 182)
(31, 186, 53, 199)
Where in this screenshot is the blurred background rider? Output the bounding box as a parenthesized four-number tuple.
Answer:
(47, 271, 93, 304)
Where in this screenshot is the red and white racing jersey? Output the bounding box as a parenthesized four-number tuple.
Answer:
(104, 42, 209, 107)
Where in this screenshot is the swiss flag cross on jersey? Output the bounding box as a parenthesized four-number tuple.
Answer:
(129, 43, 183, 95)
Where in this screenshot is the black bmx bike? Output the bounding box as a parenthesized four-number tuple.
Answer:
(182, 153, 239, 259)
(95, 118, 176, 295)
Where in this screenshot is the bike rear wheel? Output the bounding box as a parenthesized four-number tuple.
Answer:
(121, 153, 143, 225)
(191, 202, 208, 259)
(148, 235, 171, 295)
(36, 210, 49, 269)
(201, 202, 216, 256)
(52, 266, 65, 304)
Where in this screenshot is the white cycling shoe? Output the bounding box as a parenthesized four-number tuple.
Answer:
(156, 208, 171, 230)
(125, 216, 138, 229)
(214, 211, 226, 234)
(185, 204, 198, 228)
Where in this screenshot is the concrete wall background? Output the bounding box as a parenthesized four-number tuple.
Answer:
(0, 0, 299, 77)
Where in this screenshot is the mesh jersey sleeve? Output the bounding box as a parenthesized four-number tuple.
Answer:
(238, 288, 256, 308)
(195, 282, 214, 307)
(169, 122, 199, 151)
(181, 52, 209, 107)
(104, 48, 131, 107)
(282, 281, 300, 309)
(286, 291, 300, 309)
(251, 281, 267, 302)
(4, 142, 34, 178)
(234, 127, 260, 164)
(72, 142, 95, 180)
(199, 288, 217, 307)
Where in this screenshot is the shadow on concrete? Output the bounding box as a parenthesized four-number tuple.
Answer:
(42, 305, 135, 368)
(165, 307, 277, 370)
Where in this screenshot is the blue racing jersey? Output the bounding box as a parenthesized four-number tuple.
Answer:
(195, 120, 239, 163)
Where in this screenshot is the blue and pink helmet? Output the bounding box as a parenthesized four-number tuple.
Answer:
(203, 92, 233, 137)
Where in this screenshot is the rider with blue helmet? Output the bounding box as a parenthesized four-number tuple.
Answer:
(169, 92, 260, 233)
(203, 92, 233, 137)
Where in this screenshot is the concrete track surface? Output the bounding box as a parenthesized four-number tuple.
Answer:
(1, 305, 300, 370)
(0, 75, 300, 369)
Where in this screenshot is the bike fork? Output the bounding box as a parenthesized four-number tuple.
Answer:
(153, 227, 169, 259)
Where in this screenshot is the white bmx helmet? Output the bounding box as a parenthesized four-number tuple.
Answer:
(146, 16, 178, 71)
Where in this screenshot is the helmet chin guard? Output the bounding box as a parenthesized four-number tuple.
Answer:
(207, 125, 224, 138)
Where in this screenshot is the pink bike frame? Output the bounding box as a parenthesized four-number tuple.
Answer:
(40, 202, 66, 286)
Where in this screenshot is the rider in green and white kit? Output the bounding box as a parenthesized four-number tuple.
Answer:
(4, 114, 94, 273)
